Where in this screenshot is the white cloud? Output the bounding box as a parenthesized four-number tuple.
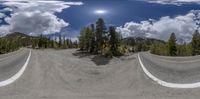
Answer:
(116, 10, 200, 43)
(0, 25, 10, 36)
(5, 11, 69, 35)
(0, 0, 83, 35)
(141, 0, 200, 5)
(0, 13, 6, 18)
(0, 8, 13, 12)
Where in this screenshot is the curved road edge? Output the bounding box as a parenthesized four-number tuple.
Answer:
(138, 53, 200, 89)
(0, 50, 31, 87)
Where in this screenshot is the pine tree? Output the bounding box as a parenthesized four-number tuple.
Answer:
(191, 30, 200, 56)
(63, 36, 67, 49)
(38, 34, 43, 48)
(79, 28, 86, 50)
(89, 24, 96, 53)
(58, 34, 62, 48)
(85, 27, 92, 52)
(167, 33, 177, 56)
(79, 26, 96, 52)
(108, 26, 121, 56)
(95, 18, 107, 54)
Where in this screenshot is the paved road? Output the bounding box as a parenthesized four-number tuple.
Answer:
(0, 49, 29, 82)
(0, 49, 200, 99)
(139, 52, 200, 84)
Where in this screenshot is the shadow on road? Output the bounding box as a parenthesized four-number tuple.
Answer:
(72, 51, 92, 58)
(72, 51, 112, 66)
(91, 56, 112, 66)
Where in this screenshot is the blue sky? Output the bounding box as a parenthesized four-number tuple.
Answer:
(58, 0, 200, 29)
(1, 0, 200, 42)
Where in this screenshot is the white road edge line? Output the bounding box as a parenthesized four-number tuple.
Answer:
(0, 50, 31, 87)
(138, 53, 200, 89)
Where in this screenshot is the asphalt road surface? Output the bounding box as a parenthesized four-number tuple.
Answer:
(1, 49, 200, 99)
(0, 49, 29, 82)
(139, 52, 200, 84)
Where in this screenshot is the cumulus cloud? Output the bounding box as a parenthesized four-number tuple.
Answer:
(0, 13, 6, 18)
(5, 11, 69, 35)
(140, 0, 200, 5)
(116, 10, 200, 43)
(0, 0, 83, 35)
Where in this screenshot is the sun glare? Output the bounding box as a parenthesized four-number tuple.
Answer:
(95, 10, 107, 14)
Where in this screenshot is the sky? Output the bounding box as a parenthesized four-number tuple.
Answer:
(1, 0, 200, 42)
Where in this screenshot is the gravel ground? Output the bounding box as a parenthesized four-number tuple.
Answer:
(0, 49, 199, 99)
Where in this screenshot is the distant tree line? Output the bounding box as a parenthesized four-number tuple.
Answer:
(78, 18, 169, 57)
(0, 33, 32, 54)
(150, 30, 200, 56)
(33, 34, 78, 49)
(122, 37, 165, 53)
(2, 19, 199, 57)
(0, 32, 78, 54)
(79, 18, 123, 57)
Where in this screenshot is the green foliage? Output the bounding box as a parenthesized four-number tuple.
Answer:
(191, 30, 200, 56)
(78, 18, 123, 57)
(79, 18, 200, 57)
(150, 43, 168, 56)
(0, 32, 33, 54)
(150, 30, 200, 56)
(79, 28, 86, 50)
(167, 33, 177, 56)
(0, 32, 78, 54)
(177, 43, 191, 56)
(78, 18, 167, 57)
(123, 37, 164, 53)
(108, 26, 122, 56)
(78, 27, 95, 52)
(95, 18, 107, 54)
(58, 35, 62, 48)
